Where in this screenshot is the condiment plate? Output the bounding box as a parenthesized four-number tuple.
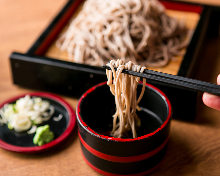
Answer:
(0, 92, 76, 153)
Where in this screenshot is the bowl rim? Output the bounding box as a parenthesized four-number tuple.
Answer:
(0, 92, 76, 153)
(77, 81, 172, 142)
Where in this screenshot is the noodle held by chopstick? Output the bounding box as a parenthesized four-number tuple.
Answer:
(57, 0, 189, 67)
(106, 59, 146, 138)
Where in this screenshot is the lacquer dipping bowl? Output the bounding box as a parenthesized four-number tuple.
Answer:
(77, 82, 172, 176)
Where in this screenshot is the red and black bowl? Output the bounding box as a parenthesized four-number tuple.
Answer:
(76, 82, 172, 176)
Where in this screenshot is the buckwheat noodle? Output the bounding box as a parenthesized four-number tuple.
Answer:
(106, 59, 146, 138)
(57, 0, 189, 67)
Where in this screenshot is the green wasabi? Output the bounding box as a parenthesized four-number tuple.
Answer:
(33, 125, 54, 146)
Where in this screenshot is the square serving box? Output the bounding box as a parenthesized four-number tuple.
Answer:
(10, 0, 214, 120)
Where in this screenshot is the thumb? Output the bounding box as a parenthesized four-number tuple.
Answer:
(202, 74, 220, 111)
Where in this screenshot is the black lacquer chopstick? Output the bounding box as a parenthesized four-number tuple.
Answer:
(103, 66, 220, 96)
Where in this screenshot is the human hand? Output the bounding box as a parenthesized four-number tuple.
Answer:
(202, 74, 220, 111)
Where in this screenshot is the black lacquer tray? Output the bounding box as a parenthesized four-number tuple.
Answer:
(10, 0, 217, 120)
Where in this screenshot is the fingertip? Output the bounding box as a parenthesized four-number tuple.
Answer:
(202, 92, 210, 107)
(202, 74, 220, 111)
(217, 74, 220, 85)
(202, 92, 220, 111)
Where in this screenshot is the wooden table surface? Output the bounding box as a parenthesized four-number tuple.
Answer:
(0, 0, 220, 175)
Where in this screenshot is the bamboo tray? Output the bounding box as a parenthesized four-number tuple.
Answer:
(46, 5, 200, 76)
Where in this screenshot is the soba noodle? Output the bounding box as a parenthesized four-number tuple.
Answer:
(106, 59, 146, 138)
(57, 0, 189, 67)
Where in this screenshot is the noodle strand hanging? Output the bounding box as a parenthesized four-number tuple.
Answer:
(106, 59, 146, 138)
